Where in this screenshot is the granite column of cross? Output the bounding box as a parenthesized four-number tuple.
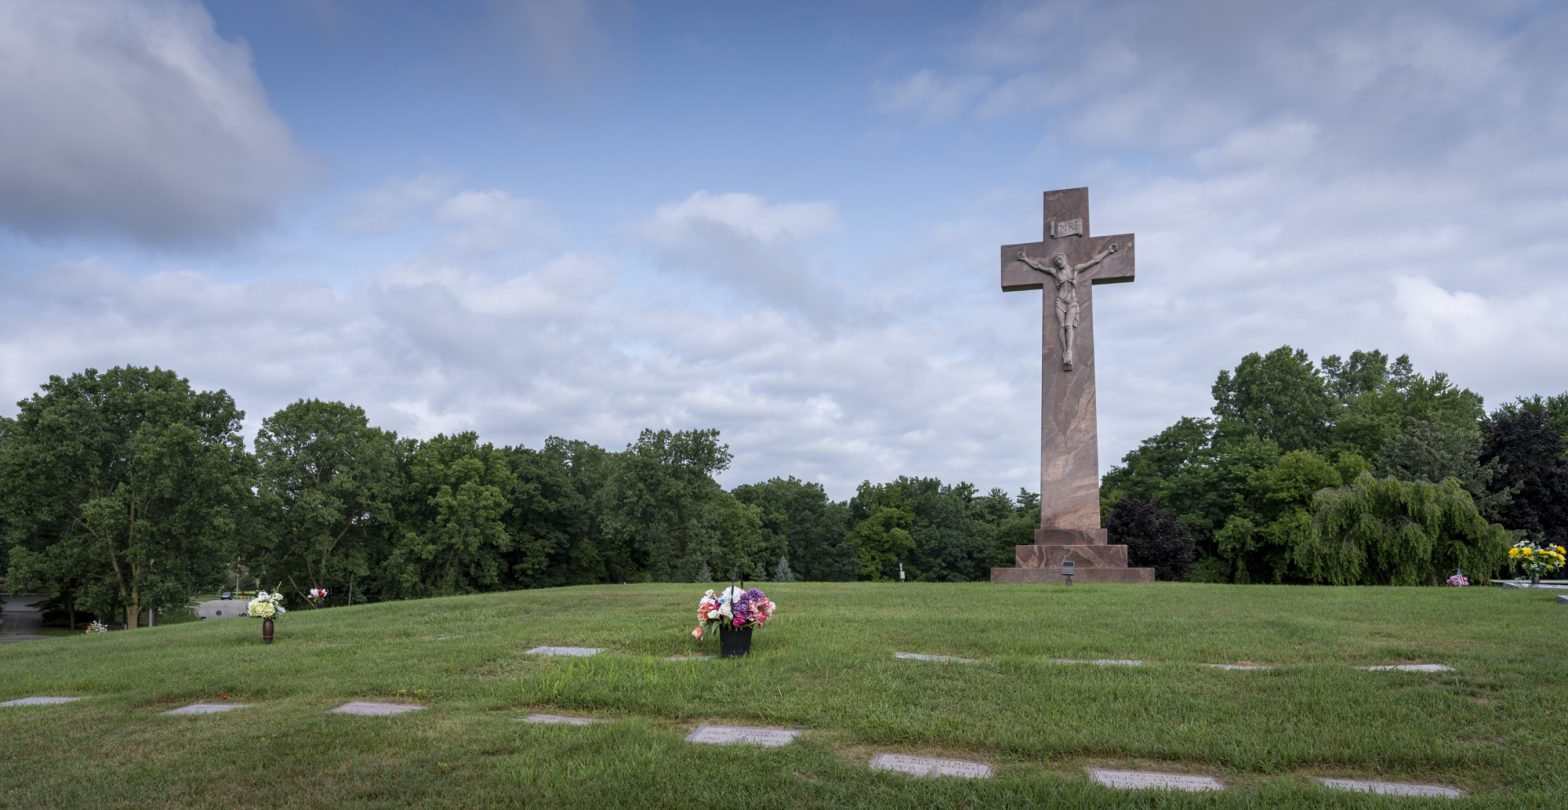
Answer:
(999, 188, 1135, 532)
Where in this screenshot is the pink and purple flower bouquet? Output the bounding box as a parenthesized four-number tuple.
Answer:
(691, 586, 776, 641)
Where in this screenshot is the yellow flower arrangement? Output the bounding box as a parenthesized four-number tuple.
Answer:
(1509, 538, 1566, 580)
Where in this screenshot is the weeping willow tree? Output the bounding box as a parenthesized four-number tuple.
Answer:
(1298, 473, 1511, 585)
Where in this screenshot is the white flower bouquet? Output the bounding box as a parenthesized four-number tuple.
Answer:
(247, 588, 287, 621)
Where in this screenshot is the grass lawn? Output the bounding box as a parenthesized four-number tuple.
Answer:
(1, 582, 1563, 807)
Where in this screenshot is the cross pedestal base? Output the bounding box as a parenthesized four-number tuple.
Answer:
(990, 564, 1154, 584)
(990, 528, 1154, 584)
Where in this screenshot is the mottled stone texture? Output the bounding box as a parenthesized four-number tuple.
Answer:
(992, 188, 1152, 585)
(992, 566, 1153, 584)
(1015, 543, 1128, 569)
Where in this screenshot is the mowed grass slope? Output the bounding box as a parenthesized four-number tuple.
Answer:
(1, 583, 1564, 808)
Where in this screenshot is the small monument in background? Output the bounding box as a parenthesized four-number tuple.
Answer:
(991, 188, 1153, 584)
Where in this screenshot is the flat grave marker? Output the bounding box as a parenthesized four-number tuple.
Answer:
(664, 654, 712, 662)
(1090, 768, 1225, 792)
(0, 697, 81, 707)
(523, 713, 599, 726)
(527, 646, 603, 657)
(329, 701, 426, 716)
(685, 724, 800, 748)
(1314, 778, 1466, 798)
(1359, 664, 1453, 673)
(870, 753, 992, 779)
(894, 652, 978, 664)
(1052, 658, 1143, 667)
(1208, 663, 1273, 671)
(164, 702, 250, 715)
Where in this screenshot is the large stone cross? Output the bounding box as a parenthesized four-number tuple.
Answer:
(991, 188, 1152, 584)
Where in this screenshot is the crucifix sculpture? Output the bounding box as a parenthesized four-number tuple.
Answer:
(991, 188, 1153, 584)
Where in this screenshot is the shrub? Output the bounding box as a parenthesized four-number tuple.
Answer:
(1106, 497, 1195, 580)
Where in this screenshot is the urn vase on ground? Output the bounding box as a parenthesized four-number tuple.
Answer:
(719, 625, 751, 658)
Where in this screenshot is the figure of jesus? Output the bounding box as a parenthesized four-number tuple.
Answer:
(1015, 243, 1117, 370)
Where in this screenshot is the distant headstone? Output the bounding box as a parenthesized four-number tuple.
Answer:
(1052, 658, 1143, 667)
(894, 652, 978, 664)
(870, 753, 992, 779)
(329, 701, 426, 716)
(164, 702, 249, 715)
(1208, 663, 1272, 671)
(527, 646, 603, 657)
(1090, 769, 1225, 792)
(1314, 778, 1466, 798)
(685, 725, 800, 747)
(0, 696, 81, 707)
(1359, 664, 1453, 672)
(523, 713, 598, 726)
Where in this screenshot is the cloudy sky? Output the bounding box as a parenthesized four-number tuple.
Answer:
(2, 0, 1565, 499)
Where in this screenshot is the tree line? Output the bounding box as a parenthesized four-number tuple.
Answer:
(0, 366, 1036, 626)
(1102, 347, 1567, 585)
(1, 352, 1562, 627)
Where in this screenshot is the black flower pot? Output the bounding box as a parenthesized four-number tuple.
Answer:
(719, 625, 752, 658)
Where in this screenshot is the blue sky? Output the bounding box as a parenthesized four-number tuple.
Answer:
(2, 0, 1566, 499)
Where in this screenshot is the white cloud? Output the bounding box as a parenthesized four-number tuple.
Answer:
(872, 69, 992, 123)
(340, 177, 554, 256)
(435, 190, 553, 253)
(340, 174, 456, 236)
(644, 191, 839, 246)
(0, 0, 307, 246)
(640, 192, 846, 322)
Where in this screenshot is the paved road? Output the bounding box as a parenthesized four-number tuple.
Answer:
(0, 593, 47, 644)
(195, 599, 251, 619)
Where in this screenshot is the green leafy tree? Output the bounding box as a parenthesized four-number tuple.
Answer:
(1212, 346, 1331, 451)
(383, 433, 518, 597)
(254, 400, 401, 603)
(732, 476, 852, 581)
(1215, 449, 1342, 583)
(687, 491, 766, 582)
(529, 437, 613, 586)
(973, 487, 1036, 569)
(1322, 351, 1484, 461)
(847, 499, 914, 581)
(1102, 417, 1216, 509)
(599, 429, 750, 581)
(503, 439, 614, 588)
(1298, 474, 1511, 585)
(0, 367, 253, 627)
(848, 477, 991, 581)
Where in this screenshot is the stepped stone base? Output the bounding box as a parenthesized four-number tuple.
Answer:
(1016, 544, 1127, 569)
(991, 566, 1154, 584)
(991, 526, 1154, 584)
